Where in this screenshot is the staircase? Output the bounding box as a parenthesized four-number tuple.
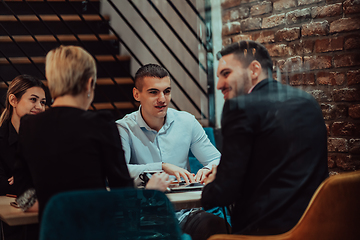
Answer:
(0, 0, 138, 119)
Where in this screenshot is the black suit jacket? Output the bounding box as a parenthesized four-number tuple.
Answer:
(14, 107, 134, 219)
(202, 79, 328, 235)
(0, 120, 19, 195)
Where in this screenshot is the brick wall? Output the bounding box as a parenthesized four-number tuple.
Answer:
(220, 0, 360, 173)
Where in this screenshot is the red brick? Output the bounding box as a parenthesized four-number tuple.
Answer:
(317, 71, 345, 85)
(328, 137, 349, 152)
(326, 123, 331, 136)
(232, 34, 252, 42)
(275, 27, 300, 42)
(328, 154, 337, 168)
(298, 0, 323, 6)
(344, 34, 360, 50)
(221, 0, 242, 9)
(253, 30, 275, 43)
(289, 73, 315, 86)
(223, 7, 250, 22)
(222, 38, 232, 47)
(302, 21, 329, 36)
(273, 0, 296, 11)
(349, 138, 360, 154)
(289, 40, 314, 54)
(266, 43, 293, 57)
(330, 17, 360, 33)
(222, 21, 241, 36)
(333, 88, 360, 101)
(250, 1, 272, 16)
(286, 9, 311, 24)
(311, 3, 342, 18)
(349, 104, 360, 118)
(321, 103, 348, 120)
(347, 70, 360, 85)
(307, 89, 332, 102)
(272, 72, 287, 83)
(314, 37, 344, 53)
(334, 54, 360, 68)
(335, 155, 360, 171)
(278, 56, 303, 72)
(241, 18, 261, 31)
(262, 13, 285, 29)
(332, 121, 360, 136)
(343, 0, 360, 14)
(304, 55, 332, 70)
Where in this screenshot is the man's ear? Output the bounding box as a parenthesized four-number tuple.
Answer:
(133, 87, 140, 102)
(249, 60, 262, 80)
(9, 94, 18, 108)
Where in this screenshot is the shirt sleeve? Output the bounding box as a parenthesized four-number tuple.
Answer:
(189, 117, 221, 170)
(201, 101, 253, 209)
(116, 123, 162, 185)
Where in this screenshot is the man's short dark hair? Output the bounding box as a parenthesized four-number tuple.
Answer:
(134, 64, 170, 91)
(217, 40, 273, 74)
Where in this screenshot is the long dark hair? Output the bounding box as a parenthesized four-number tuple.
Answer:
(0, 75, 46, 126)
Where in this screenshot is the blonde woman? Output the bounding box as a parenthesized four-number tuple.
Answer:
(14, 46, 170, 222)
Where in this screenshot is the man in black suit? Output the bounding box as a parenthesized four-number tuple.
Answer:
(201, 41, 329, 235)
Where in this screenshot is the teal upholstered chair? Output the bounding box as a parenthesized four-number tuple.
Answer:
(39, 188, 191, 240)
(189, 127, 217, 173)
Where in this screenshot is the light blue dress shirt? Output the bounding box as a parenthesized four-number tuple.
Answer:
(116, 107, 221, 183)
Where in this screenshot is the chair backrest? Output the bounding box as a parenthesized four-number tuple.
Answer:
(189, 127, 217, 173)
(208, 171, 360, 240)
(289, 171, 360, 240)
(39, 188, 187, 240)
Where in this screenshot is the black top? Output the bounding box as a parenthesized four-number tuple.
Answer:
(0, 120, 19, 195)
(14, 107, 134, 219)
(201, 79, 329, 235)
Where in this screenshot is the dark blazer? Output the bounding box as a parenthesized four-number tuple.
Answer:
(14, 107, 134, 219)
(0, 120, 19, 195)
(201, 79, 329, 235)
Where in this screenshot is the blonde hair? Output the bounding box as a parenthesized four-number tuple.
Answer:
(45, 45, 96, 99)
(0, 75, 46, 126)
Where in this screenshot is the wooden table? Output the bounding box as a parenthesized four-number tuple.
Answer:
(0, 191, 202, 226)
(0, 196, 38, 226)
(167, 190, 202, 210)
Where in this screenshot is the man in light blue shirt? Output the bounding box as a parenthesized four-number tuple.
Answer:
(116, 64, 220, 185)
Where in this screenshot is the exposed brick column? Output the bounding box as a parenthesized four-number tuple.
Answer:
(220, 0, 360, 173)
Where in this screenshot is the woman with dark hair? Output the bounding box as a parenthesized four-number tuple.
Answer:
(0, 74, 46, 240)
(0, 74, 46, 196)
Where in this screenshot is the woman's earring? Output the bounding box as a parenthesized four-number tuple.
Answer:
(87, 92, 91, 98)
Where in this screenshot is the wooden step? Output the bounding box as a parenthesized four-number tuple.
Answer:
(0, 14, 109, 22)
(91, 102, 139, 110)
(0, 78, 133, 88)
(0, 55, 130, 64)
(96, 78, 133, 85)
(3, 0, 98, 2)
(0, 34, 117, 43)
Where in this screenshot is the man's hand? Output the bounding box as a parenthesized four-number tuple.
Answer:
(145, 172, 171, 192)
(204, 165, 217, 185)
(8, 176, 14, 185)
(162, 162, 195, 184)
(195, 168, 211, 183)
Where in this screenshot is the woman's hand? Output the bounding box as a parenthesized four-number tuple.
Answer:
(145, 172, 172, 192)
(8, 176, 14, 185)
